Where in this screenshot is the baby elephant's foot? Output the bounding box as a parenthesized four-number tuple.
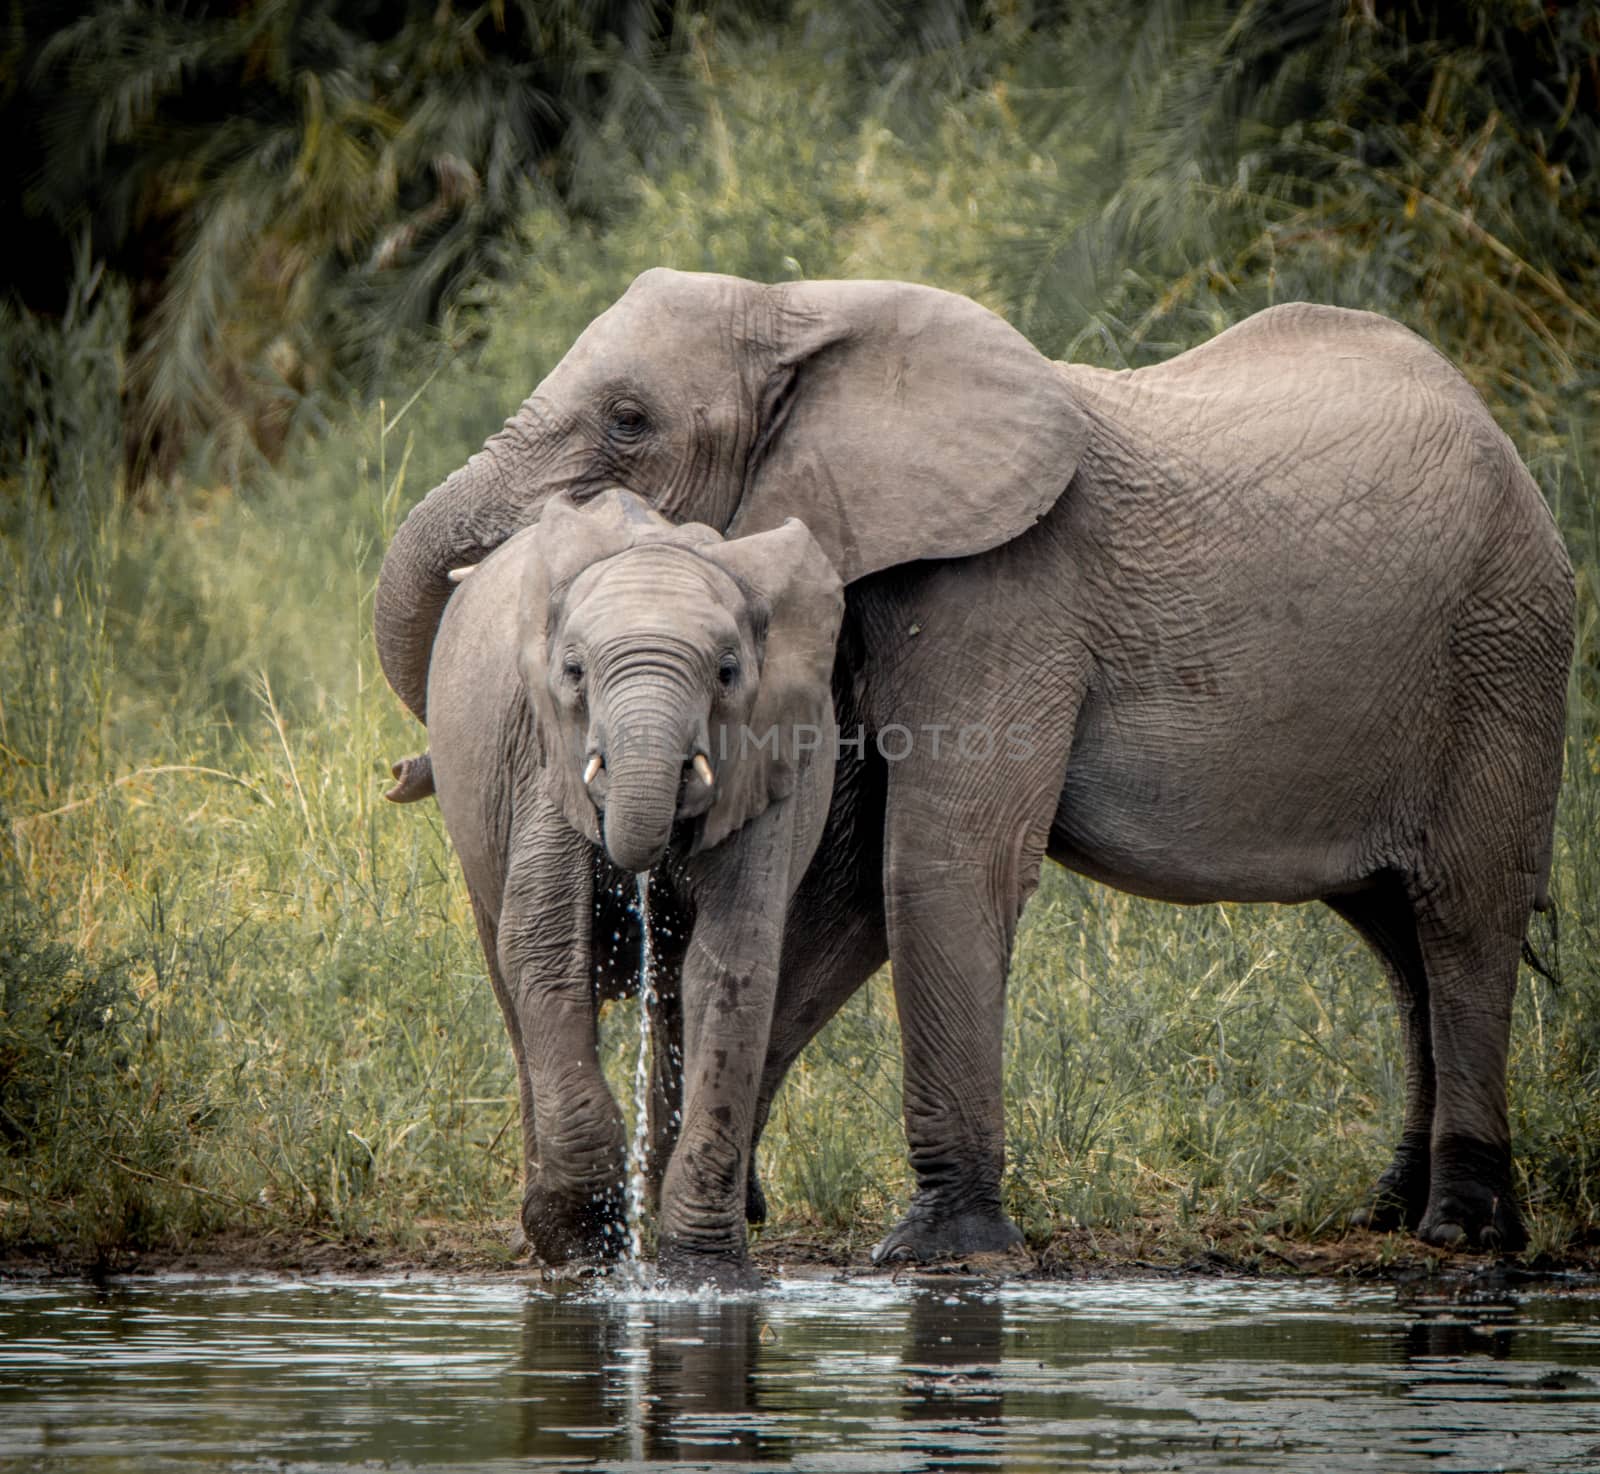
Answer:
(521, 1180, 628, 1266)
(1349, 1134, 1430, 1232)
(870, 1194, 1023, 1265)
(1416, 1136, 1526, 1253)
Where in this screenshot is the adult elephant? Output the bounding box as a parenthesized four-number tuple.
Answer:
(377, 270, 1573, 1258)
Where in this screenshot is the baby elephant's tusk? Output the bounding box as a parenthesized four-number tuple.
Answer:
(447, 565, 477, 583)
(583, 754, 603, 786)
(693, 754, 715, 788)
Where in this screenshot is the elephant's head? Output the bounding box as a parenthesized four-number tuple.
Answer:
(521, 490, 843, 875)
(375, 268, 1088, 724)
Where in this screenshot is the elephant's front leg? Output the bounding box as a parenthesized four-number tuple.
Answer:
(871, 682, 1082, 1265)
(658, 807, 794, 1290)
(500, 802, 628, 1264)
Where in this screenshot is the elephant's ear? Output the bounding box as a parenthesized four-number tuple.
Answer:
(519, 489, 719, 840)
(729, 279, 1088, 581)
(695, 518, 844, 852)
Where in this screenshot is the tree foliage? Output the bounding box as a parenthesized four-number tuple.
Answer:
(986, 0, 1600, 379)
(12, 0, 1591, 487)
(4, 0, 693, 479)
(2, 0, 1013, 484)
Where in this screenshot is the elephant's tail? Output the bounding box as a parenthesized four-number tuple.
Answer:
(1522, 906, 1562, 990)
(1519, 807, 1563, 984)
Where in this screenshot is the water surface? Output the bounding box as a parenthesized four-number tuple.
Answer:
(3, 1272, 1598, 1471)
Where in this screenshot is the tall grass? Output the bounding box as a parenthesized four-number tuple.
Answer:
(2, 15, 1596, 1264)
(2, 275, 520, 1258)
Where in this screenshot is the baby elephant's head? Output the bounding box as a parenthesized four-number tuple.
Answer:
(521, 489, 844, 874)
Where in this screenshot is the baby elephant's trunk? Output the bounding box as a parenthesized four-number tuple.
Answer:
(598, 703, 707, 873)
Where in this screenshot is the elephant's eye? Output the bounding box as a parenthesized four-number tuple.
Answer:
(717, 656, 740, 690)
(562, 658, 585, 685)
(608, 401, 650, 442)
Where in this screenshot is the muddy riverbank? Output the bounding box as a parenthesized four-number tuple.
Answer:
(7, 1216, 1598, 1290)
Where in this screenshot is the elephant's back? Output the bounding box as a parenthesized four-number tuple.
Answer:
(430, 527, 537, 705)
(1062, 303, 1506, 469)
(1055, 303, 1558, 586)
(1098, 301, 1485, 409)
(428, 526, 542, 901)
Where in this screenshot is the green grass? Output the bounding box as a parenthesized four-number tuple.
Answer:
(3, 14, 1597, 1266)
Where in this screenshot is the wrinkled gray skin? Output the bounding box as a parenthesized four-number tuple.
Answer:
(426, 489, 841, 1289)
(379, 269, 1574, 1261)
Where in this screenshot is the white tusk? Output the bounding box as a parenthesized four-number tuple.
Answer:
(693, 754, 715, 788)
(447, 565, 477, 583)
(583, 754, 603, 786)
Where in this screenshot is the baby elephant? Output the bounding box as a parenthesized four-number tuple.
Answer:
(425, 488, 843, 1289)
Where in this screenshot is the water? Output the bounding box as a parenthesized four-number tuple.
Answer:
(624, 869, 656, 1268)
(2, 1274, 1598, 1471)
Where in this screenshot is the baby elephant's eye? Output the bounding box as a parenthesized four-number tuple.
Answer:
(717, 656, 740, 690)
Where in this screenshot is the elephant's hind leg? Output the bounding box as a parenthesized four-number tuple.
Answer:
(644, 896, 690, 1216)
(1403, 718, 1558, 1251)
(1408, 879, 1528, 1252)
(748, 897, 889, 1226)
(1402, 592, 1565, 1253)
(587, 868, 690, 1215)
(1401, 513, 1569, 1252)
(1327, 878, 1434, 1231)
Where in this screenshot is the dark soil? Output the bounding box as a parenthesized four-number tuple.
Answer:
(5, 1214, 1597, 1288)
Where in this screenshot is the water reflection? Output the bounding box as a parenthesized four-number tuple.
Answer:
(640, 1301, 777, 1462)
(513, 1295, 625, 1455)
(1, 1274, 1598, 1470)
(1397, 1298, 1517, 1364)
(904, 1292, 1005, 1416)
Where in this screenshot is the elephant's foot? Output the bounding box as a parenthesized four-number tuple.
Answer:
(658, 1236, 763, 1293)
(1349, 1133, 1431, 1232)
(870, 1192, 1023, 1265)
(521, 1179, 627, 1265)
(1415, 1136, 1526, 1253)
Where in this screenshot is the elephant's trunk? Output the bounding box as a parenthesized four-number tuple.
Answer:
(599, 696, 699, 874)
(374, 406, 564, 723)
(374, 447, 512, 723)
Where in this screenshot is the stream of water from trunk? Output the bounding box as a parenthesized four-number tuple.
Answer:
(622, 870, 654, 1270)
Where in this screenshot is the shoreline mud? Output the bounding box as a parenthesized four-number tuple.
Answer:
(5, 1218, 1597, 1290)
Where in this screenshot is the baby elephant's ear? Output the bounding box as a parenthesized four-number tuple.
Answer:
(695, 519, 845, 850)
